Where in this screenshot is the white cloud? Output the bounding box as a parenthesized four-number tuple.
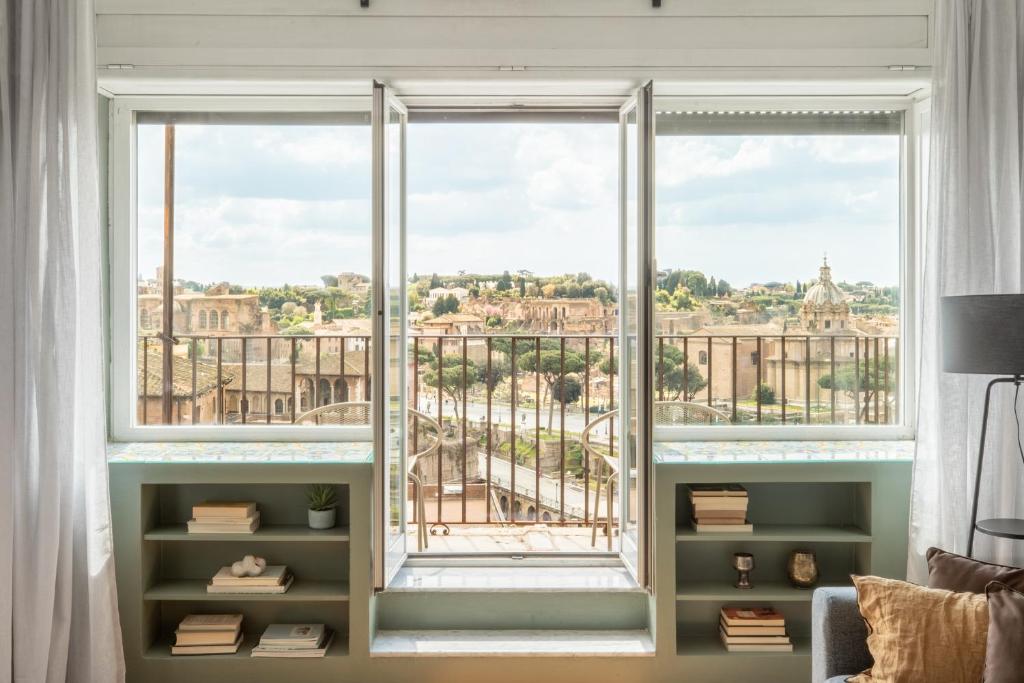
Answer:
(657, 138, 773, 186)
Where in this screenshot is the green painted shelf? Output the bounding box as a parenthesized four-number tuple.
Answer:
(675, 524, 871, 543)
(675, 581, 848, 602)
(144, 579, 350, 602)
(676, 634, 810, 657)
(143, 525, 350, 543)
(144, 633, 348, 660)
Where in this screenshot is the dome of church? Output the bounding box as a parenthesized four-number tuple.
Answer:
(803, 258, 845, 307)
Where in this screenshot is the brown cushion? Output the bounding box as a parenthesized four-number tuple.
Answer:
(849, 575, 988, 683)
(984, 581, 1024, 683)
(926, 547, 1024, 593)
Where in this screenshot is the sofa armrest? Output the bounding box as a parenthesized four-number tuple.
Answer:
(812, 586, 871, 682)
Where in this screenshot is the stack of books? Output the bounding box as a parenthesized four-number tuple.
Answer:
(171, 614, 244, 656)
(188, 501, 260, 534)
(207, 565, 293, 595)
(251, 624, 334, 658)
(688, 484, 751, 533)
(719, 607, 793, 652)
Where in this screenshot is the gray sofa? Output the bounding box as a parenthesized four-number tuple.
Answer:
(811, 587, 871, 683)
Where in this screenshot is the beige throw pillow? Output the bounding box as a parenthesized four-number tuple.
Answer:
(849, 575, 988, 683)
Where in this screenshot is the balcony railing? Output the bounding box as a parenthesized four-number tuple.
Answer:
(138, 332, 898, 526)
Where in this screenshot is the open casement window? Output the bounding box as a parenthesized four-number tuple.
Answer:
(372, 82, 410, 588)
(110, 102, 374, 441)
(651, 103, 910, 441)
(618, 83, 655, 589)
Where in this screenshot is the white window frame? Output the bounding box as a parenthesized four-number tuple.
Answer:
(108, 95, 373, 441)
(651, 96, 919, 442)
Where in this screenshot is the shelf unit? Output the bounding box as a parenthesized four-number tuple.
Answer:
(654, 459, 912, 680)
(110, 462, 372, 682)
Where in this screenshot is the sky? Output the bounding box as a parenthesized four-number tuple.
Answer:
(137, 120, 900, 290)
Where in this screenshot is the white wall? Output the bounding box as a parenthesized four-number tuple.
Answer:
(96, 0, 933, 98)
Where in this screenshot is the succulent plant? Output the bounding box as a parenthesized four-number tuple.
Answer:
(306, 484, 337, 511)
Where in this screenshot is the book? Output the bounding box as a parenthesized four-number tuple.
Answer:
(210, 565, 288, 587)
(691, 498, 749, 512)
(692, 520, 753, 533)
(687, 484, 748, 497)
(720, 607, 786, 628)
(720, 638, 793, 653)
(257, 623, 325, 648)
(188, 512, 260, 534)
(171, 632, 243, 656)
(207, 574, 293, 594)
(694, 514, 748, 523)
(178, 614, 244, 632)
(718, 626, 791, 645)
(251, 628, 333, 658)
(192, 501, 257, 519)
(174, 627, 241, 647)
(719, 619, 787, 637)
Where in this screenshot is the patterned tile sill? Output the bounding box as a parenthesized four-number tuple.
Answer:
(106, 441, 373, 464)
(654, 440, 914, 464)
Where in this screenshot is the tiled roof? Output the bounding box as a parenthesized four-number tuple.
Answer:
(137, 348, 234, 398)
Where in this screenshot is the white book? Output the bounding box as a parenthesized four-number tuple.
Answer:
(206, 575, 293, 594)
(188, 512, 260, 534)
(252, 631, 333, 658)
(258, 623, 325, 647)
(692, 519, 753, 533)
(719, 619, 787, 637)
(719, 626, 791, 645)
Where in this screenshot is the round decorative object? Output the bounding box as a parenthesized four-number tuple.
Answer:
(733, 552, 755, 589)
(230, 555, 267, 577)
(787, 550, 819, 589)
(308, 507, 336, 530)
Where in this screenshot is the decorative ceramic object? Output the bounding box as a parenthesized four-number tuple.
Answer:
(733, 552, 755, 589)
(230, 555, 267, 577)
(787, 550, 819, 589)
(308, 507, 336, 530)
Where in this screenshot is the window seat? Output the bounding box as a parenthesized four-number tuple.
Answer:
(654, 439, 914, 464)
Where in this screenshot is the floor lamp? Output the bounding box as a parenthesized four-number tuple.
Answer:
(941, 294, 1024, 558)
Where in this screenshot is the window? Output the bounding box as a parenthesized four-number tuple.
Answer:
(654, 107, 907, 432)
(114, 104, 372, 436)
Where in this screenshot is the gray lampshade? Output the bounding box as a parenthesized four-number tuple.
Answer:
(942, 294, 1024, 375)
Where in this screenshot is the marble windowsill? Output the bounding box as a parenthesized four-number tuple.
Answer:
(654, 439, 914, 464)
(106, 441, 373, 464)
(387, 565, 642, 593)
(106, 439, 913, 465)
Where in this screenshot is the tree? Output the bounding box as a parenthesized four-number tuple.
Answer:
(716, 279, 732, 297)
(421, 353, 477, 421)
(517, 345, 586, 432)
(429, 273, 442, 289)
(817, 357, 895, 421)
(552, 375, 582, 406)
(752, 382, 776, 405)
(431, 293, 460, 317)
(657, 346, 707, 400)
(518, 278, 527, 298)
(708, 276, 718, 297)
(320, 274, 339, 287)
(496, 271, 513, 292)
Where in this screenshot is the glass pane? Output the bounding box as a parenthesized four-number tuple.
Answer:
(135, 113, 372, 426)
(620, 104, 639, 567)
(653, 110, 902, 427)
(386, 103, 406, 548)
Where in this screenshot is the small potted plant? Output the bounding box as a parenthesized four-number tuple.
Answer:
(306, 484, 337, 530)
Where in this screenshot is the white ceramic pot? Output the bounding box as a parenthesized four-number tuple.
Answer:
(308, 507, 336, 530)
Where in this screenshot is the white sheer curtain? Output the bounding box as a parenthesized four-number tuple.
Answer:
(0, 1, 125, 681)
(909, 0, 1024, 581)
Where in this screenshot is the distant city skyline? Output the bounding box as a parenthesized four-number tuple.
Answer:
(137, 122, 900, 290)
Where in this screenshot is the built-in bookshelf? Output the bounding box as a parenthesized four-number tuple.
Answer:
(109, 460, 373, 682)
(655, 458, 912, 680)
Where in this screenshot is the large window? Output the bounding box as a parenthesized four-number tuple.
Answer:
(124, 108, 371, 433)
(654, 109, 906, 431)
